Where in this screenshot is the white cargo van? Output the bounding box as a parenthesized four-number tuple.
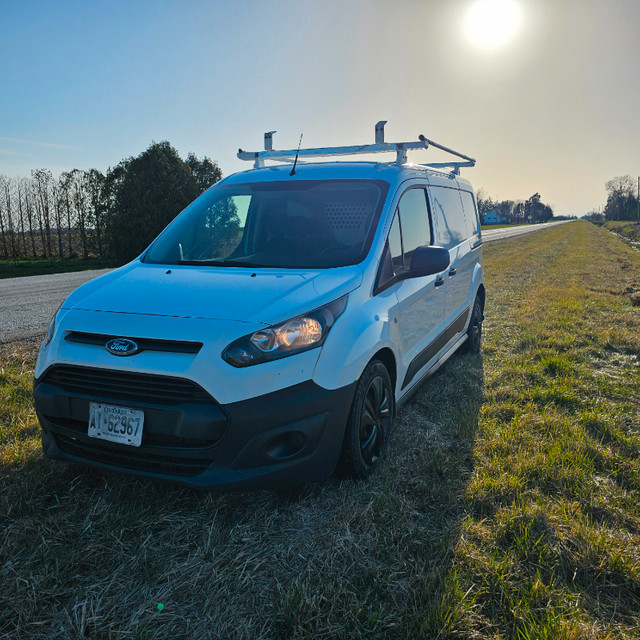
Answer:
(34, 122, 485, 488)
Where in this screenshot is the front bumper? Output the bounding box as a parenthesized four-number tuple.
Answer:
(34, 365, 356, 489)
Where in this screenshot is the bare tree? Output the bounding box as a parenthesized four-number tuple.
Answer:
(0, 176, 18, 259)
(32, 169, 55, 257)
(0, 180, 8, 259)
(604, 175, 637, 221)
(86, 169, 106, 257)
(67, 169, 90, 258)
(59, 172, 75, 257)
(21, 178, 38, 257)
(15, 178, 28, 257)
(52, 179, 64, 259)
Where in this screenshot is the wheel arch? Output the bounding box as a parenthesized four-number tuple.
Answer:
(370, 347, 397, 407)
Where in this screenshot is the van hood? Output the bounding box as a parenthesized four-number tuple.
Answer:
(62, 262, 363, 325)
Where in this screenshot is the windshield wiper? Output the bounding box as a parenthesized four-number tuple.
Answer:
(177, 259, 264, 268)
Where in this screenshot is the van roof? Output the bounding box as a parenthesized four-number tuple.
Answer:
(219, 162, 475, 192)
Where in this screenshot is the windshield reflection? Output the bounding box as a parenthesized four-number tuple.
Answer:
(144, 180, 389, 269)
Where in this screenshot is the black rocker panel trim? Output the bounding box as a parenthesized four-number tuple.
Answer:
(401, 307, 470, 390)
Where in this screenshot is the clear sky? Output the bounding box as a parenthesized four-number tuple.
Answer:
(1, 0, 639, 216)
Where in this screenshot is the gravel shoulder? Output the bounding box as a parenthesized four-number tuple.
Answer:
(0, 269, 113, 344)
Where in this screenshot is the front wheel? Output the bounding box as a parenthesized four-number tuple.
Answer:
(339, 360, 394, 479)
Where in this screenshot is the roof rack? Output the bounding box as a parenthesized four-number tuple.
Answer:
(237, 121, 476, 174)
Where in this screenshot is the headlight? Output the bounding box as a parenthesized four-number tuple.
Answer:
(222, 296, 348, 368)
(44, 307, 61, 347)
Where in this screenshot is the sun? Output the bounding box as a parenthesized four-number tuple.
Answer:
(463, 0, 523, 51)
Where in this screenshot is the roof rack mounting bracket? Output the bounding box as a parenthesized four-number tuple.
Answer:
(264, 131, 276, 151)
(396, 144, 407, 166)
(237, 122, 476, 173)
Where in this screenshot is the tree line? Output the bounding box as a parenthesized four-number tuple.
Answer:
(582, 176, 639, 222)
(475, 190, 555, 224)
(602, 175, 639, 221)
(0, 141, 221, 264)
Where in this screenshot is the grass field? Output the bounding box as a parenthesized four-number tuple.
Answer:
(1, 221, 639, 639)
(0, 257, 118, 280)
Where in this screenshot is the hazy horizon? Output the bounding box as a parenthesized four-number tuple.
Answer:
(2, 0, 639, 217)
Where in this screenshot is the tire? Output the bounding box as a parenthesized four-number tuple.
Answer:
(340, 360, 394, 479)
(463, 295, 483, 354)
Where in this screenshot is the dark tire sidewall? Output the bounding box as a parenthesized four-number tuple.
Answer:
(467, 296, 483, 353)
(341, 360, 394, 479)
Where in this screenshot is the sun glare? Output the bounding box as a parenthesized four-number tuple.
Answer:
(464, 0, 523, 51)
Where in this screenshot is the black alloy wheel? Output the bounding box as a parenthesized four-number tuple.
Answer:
(340, 360, 394, 478)
(359, 374, 390, 465)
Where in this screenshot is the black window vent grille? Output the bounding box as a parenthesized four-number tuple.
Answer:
(42, 365, 214, 406)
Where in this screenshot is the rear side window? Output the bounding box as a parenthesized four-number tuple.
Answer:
(460, 190, 480, 237)
(429, 186, 467, 249)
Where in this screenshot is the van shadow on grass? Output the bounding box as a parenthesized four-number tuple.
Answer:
(0, 352, 484, 640)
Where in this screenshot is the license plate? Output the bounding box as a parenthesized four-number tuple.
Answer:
(88, 402, 144, 447)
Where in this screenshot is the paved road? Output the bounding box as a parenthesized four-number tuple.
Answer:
(0, 221, 575, 344)
(482, 219, 571, 243)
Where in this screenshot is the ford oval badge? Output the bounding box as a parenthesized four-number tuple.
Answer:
(105, 338, 139, 356)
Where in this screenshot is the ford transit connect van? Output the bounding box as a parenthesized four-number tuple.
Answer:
(34, 123, 485, 488)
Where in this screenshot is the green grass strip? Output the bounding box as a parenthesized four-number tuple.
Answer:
(0, 257, 119, 279)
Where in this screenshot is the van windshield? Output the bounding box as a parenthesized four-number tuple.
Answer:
(143, 179, 389, 269)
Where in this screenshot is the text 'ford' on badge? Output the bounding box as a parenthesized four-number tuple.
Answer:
(105, 338, 140, 356)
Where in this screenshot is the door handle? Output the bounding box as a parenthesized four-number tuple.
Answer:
(448, 268, 457, 276)
(434, 276, 445, 288)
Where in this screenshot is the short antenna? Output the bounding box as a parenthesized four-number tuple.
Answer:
(289, 133, 303, 176)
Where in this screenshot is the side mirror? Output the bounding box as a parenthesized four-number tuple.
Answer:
(409, 245, 450, 277)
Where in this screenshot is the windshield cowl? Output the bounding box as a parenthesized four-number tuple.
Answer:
(176, 259, 265, 268)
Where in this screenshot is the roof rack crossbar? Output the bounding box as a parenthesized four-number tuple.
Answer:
(237, 122, 476, 171)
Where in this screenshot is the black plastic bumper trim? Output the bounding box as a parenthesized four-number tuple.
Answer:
(36, 375, 357, 489)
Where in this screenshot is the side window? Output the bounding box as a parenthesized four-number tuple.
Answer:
(375, 212, 401, 289)
(460, 191, 480, 237)
(429, 187, 467, 249)
(375, 188, 432, 292)
(388, 212, 403, 271)
(397, 188, 432, 264)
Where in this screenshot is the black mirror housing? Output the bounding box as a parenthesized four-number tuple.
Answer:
(409, 245, 450, 277)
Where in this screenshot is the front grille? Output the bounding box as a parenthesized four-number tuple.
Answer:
(41, 365, 214, 406)
(54, 432, 212, 477)
(65, 331, 202, 354)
